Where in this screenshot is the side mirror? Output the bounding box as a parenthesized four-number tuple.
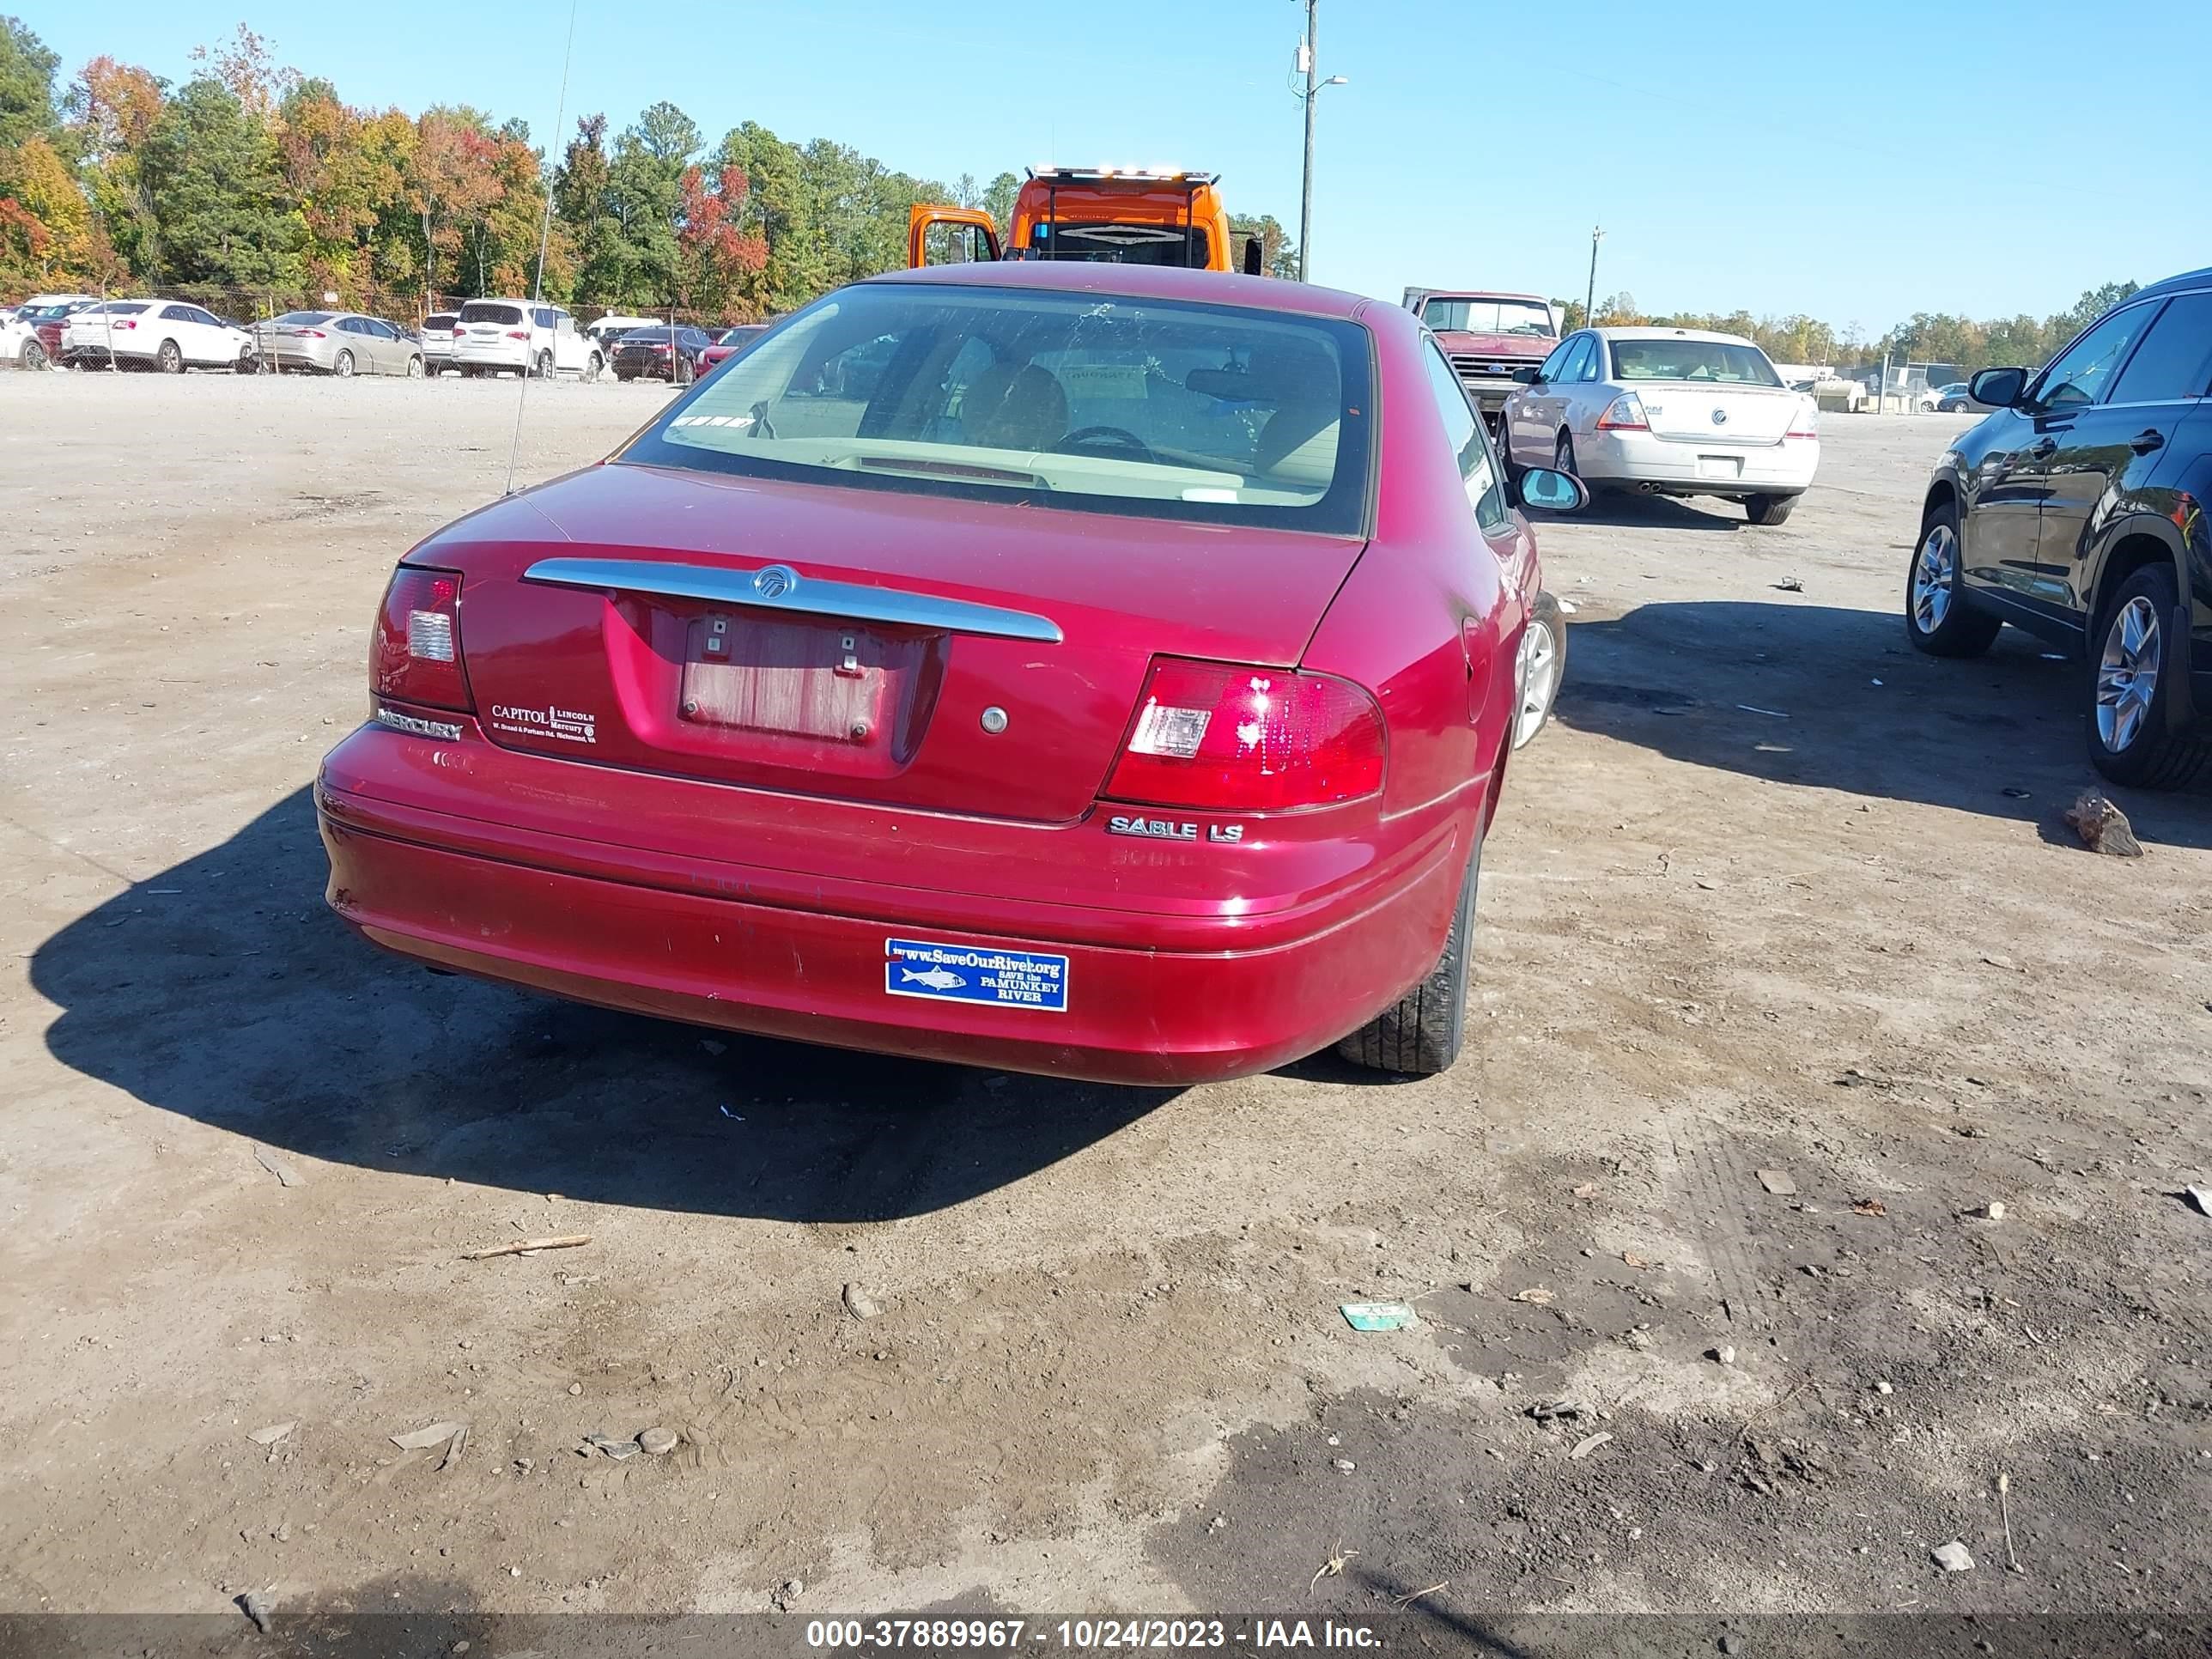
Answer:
(1514, 465, 1587, 514)
(1242, 237, 1264, 276)
(1968, 366, 2028, 409)
(1510, 365, 1543, 385)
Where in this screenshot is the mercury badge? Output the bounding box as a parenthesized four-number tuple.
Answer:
(1711, 407, 1729, 426)
(752, 563, 799, 599)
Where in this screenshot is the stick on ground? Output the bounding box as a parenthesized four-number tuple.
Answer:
(460, 1234, 592, 1261)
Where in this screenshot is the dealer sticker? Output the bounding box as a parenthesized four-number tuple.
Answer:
(884, 938, 1068, 1013)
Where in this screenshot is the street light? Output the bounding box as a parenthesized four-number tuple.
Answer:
(1584, 226, 1605, 327)
(1293, 0, 1348, 283)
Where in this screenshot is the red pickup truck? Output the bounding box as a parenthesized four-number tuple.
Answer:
(1403, 289, 1559, 432)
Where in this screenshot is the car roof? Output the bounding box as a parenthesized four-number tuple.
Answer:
(1591, 325, 1760, 348)
(1422, 290, 1549, 304)
(870, 258, 1374, 321)
(2135, 267, 2212, 301)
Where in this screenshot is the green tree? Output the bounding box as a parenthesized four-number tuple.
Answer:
(137, 76, 302, 286)
(0, 13, 59, 149)
(1228, 213, 1296, 278)
(981, 169, 1018, 234)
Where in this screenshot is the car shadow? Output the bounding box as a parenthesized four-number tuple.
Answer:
(1554, 599, 2212, 846)
(1535, 489, 1745, 533)
(29, 787, 1178, 1223)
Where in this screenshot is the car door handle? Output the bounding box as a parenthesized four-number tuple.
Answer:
(2129, 428, 2165, 454)
(2028, 437, 2057, 459)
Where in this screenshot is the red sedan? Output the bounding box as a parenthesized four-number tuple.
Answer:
(700, 323, 769, 370)
(317, 261, 1584, 1083)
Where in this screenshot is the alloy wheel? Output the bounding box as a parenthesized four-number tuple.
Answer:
(2095, 596, 2161, 752)
(1911, 523, 1956, 633)
(1514, 617, 1559, 750)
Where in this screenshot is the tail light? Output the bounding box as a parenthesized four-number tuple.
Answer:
(1786, 398, 1820, 440)
(506, 329, 530, 340)
(300, 328, 326, 338)
(113, 319, 137, 331)
(371, 565, 472, 713)
(1595, 392, 1648, 431)
(1104, 658, 1384, 811)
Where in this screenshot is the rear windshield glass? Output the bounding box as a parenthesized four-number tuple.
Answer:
(96, 302, 149, 315)
(425, 313, 458, 329)
(1422, 298, 1554, 337)
(274, 311, 333, 325)
(1610, 338, 1781, 386)
(1023, 222, 1212, 268)
(622, 283, 1373, 533)
(459, 302, 523, 325)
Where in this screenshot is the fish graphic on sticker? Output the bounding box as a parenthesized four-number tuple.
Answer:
(900, 967, 966, 992)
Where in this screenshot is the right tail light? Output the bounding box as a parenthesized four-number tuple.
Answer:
(1104, 658, 1385, 812)
(372, 566, 473, 713)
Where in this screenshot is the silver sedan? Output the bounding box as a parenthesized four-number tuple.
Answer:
(1499, 326, 1821, 525)
(252, 311, 424, 377)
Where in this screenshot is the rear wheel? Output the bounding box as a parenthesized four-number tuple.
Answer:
(405, 354, 423, 378)
(584, 352, 602, 384)
(1513, 591, 1566, 750)
(2087, 563, 2209, 789)
(1904, 497, 2001, 658)
(1745, 493, 1798, 526)
(676, 354, 696, 386)
(534, 350, 554, 380)
(157, 339, 183, 374)
(333, 349, 356, 378)
(20, 339, 46, 371)
(1336, 836, 1480, 1076)
(1554, 430, 1578, 479)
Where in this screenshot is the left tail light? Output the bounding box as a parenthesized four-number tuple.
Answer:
(371, 565, 472, 713)
(1104, 658, 1385, 811)
(1595, 392, 1648, 431)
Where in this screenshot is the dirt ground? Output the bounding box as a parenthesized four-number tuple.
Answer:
(2, 373, 2208, 1653)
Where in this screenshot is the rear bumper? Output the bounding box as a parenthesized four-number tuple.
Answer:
(315, 743, 1465, 1085)
(1454, 375, 1528, 416)
(457, 343, 531, 370)
(1579, 430, 1819, 496)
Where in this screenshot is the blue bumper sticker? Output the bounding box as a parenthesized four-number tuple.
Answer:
(884, 938, 1069, 1013)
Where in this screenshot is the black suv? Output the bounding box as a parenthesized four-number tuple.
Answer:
(1905, 267, 2212, 787)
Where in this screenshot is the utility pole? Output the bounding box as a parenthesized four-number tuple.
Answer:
(1584, 226, 1605, 327)
(1293, 1, 1346, 283)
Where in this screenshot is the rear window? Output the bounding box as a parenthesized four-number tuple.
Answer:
(95, 302, 149, 316)
(459, 302, 523, 325)
(1421, 298, 1555, 337)
(1610, 337, 1781, 386)
(275, 311, 333, 325)
(621, 283, 1373, 533)
(1023, 222, 1211, 268)
(425, 313, 458, 330)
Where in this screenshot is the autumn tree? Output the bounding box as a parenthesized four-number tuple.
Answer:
(405, 107, 500, 306)
(137, 76, 301, 286)
(673, 163, 766, 317)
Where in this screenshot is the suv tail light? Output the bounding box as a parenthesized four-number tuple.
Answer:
(1104, 659, 1385, 811)
(1595, 392, 1648, 431)
(1786, 398, 1819, 440)
(506, 329, 530, 340)
(371, 566, 472, 713)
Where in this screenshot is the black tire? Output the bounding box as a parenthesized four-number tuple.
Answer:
(405, 354, 423, 378)
(534, 350, 554, 380)
(333, 349, 356, 378)
(676, 354, 695, 386)
(1904, 496, 2002, 658)
(1554, 429, 1578, 479)
(2086, 563, 2210, 789)
(21, 338, 46, 371)
(584, 352, 602, 384)
(234, 349, 258, 374)
(1336, 835, 1480, 1076)
(157, 339, 183, 374)
(1492, 416, 1521, 484)
(1745, 493, 1799, 526)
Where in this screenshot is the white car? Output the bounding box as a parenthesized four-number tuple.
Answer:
(62, 299, 257, 374)
(452, 299, 602, 380)
(3, 293, 96, 368)
(1500, 325, 1820, 525)
(584, 313, 659, 361)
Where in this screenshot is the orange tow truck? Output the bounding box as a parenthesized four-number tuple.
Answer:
(909, 167, 1262, 274)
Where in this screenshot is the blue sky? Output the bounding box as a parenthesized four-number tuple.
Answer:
(29, 0, 2209, 333)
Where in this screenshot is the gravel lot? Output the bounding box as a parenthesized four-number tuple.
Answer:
(3, 374, 2209, 1648)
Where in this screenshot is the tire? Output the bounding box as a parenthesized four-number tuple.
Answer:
(534, 350, 554, 380)
(1513, 591, 1566, 750)
(405, 354, 423, 378)
(1904, 496, 2002, 658)
(234, 349, 258, 374)
(2086, 563, 2209, 789)
(1336, 834, 1480, 1076)
(584, 352, 602, 384)
(1492, 415, 1522, 483)
(1744, 493, 1799, 526)
(676, 355, 696, 386)
(1554, 430, 1578, 479)
(20, 338, 46, 371)
(333, 349, 356, 378)
(616, 368, 635, 383)
(157, 339, 183, 374)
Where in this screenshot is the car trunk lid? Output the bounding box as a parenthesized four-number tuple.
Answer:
(439, 463, 1367, 824)
(1633, 382, 1799, 446)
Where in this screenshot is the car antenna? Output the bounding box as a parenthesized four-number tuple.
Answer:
(505, 0, 580, 496)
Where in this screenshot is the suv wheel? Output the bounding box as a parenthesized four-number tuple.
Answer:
(1904, 498, 2001, 658)
(1337, 835, 1480, 1076)
(534, 350, 554, 379)
(2087, 564, 2209, 789)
